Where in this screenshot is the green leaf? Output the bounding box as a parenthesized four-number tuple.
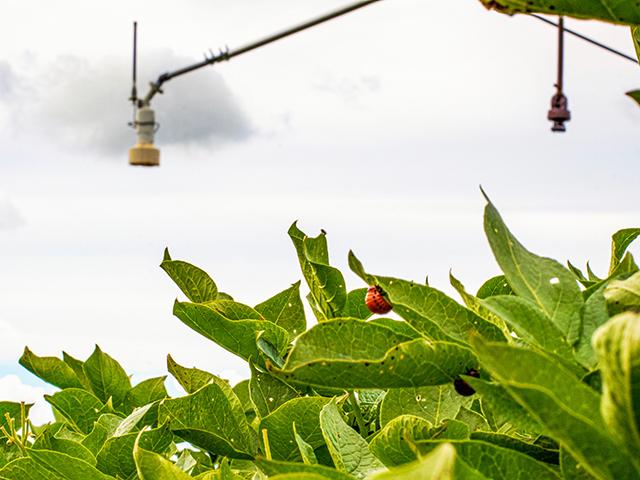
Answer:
(44, 389, 105, 434)
(0, 450, 115, 480)
(161, 248, 218, 302)
(259, 397, 332, 462)
(96, 424, 173, 478)
(574, 287, 610, 370)
(31, 430, 96, 466)
(472, 338, 638, 479)
(482, 295, 573, 360)
(632, 27, 640, 63)
(464, 378, 541, 434)
(342, 289, 373, 320)
(626, 90, 640, 107)
(561, 447, 597, 480)
(232, 380, 254, 416)
(477, 0, 640, 25)
(483, 197, 583, 338)
(205, 300, 262, 321)
(288, 223, 347, 320)
(610, 228, 640, 274)
(413, 440, 561, 479)
(455, 406, 490, 433)
(368, 443, 458, 480)
(173, 301, 289, 365)
(275, 319, 478, 389)
(593, 312, 640, 459)
(255, 281, 307, 337)
(369, 415, 433, 466)
(167, 354, 220, 394)
(82, 345, 131, 409)
(319, 401, 384, 479)
(294, 423, 318, 465)
(255, 458, 357, 480)
(19, 348, 82, 390)
(476, 275, 513, 299)
(449, 273, 508, 334)
(249, 364, 299, 419)
(134, 439, 193, 480)
(62, 352, 91, 391)
(123, 376, 168, 420)
(379, 384, 471, 427)
(81, 423, 109, 457)
(604, 271, 640, 315)
(348, 251, 506, 345)
(470, 432, 559, 465)
(158, 383, 258, 459)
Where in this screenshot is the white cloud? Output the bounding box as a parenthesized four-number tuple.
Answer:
(0, 196, 24, 230)
(0, 375, 54, 426)
(0, 50, 253, 156)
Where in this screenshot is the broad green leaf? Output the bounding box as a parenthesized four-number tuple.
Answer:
(561, 447, 597, 480)
(62, 352, 91, 391)
(112, 404, 155, 436)
(205, 300, 262, 321)
(294, 423, 318, 465)
(97, 424, 173, 478)
(174, 449, 197, 473)
(482, 295, 573, 360)
(476, 275, 513, 299)
(342, 289, 373, 320)
(574, 287, 610, 370)
(368, 443, 458, 480)
(19, 348, 82, 390)
(0, 403, 31, 439)
(477, 0, 640, 25)
(159, 383, 258, 459)
(319, 401, 384, 479)
(255, 458, 356, 480)
(31, 425, 96, 465)
(593, 312, 640, 458)
(173, 301, 289, 364)
(3, 450, 115, 480)
(464, 378, 542, 434)
(81, 423, 109, 457)
(134, 441, 193, 480)
(83, 345, 131, 409)
(455, 406, 490, 433)
(369, 415, 432, 466)
(449, 273, 508, 334)
(259, 396, 332, 462)
(604, 271, 640, 315)
(568, 262, 594, 288)
(470, 432, 559, 465)
(610, 228, 640, 274)
(288, 223, 347, 320)
(348, 251, 506, 344)
(161, 248, 218, 302)
(249, 364, 299, 419)
(167, 354, 220, 394)
(123, 376, 168, 421)
(413, 440, 561, 479)
(379, 384, 471, 427)
(472, 338, 638, 479)
(232, 380, 254, 416)
(367, 318, 420, 339)
(483, 197, 583, 337)
(44, 389, 104, 434)
(275, 319, 477, 389)
(255, 282, 307, 337)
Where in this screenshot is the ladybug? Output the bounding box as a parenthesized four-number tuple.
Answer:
(365, 286, 392, 314)
(453, 368, 480, 397)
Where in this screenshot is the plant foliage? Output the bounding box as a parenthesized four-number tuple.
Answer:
(1, 194, 639, 479)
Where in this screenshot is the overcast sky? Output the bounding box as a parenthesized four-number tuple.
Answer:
(1, 0, 639, 423)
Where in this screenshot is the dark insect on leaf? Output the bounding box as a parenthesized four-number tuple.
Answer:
(365, 286, 392, 315)
(454, 369, 481, 397)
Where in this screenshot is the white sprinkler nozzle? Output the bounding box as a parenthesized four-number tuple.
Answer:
(129, 106, 160, 166)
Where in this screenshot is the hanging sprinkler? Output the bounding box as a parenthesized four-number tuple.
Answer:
(547, 17, 570, 132)
(128, 22, 160, 167)
(126, 0, 382, 167)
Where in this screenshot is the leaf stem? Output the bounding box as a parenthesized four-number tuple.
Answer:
(349, 391, 367, 436)
(261, 428, 272, 460)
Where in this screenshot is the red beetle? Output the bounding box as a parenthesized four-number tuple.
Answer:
(365, 286, 392, 314)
